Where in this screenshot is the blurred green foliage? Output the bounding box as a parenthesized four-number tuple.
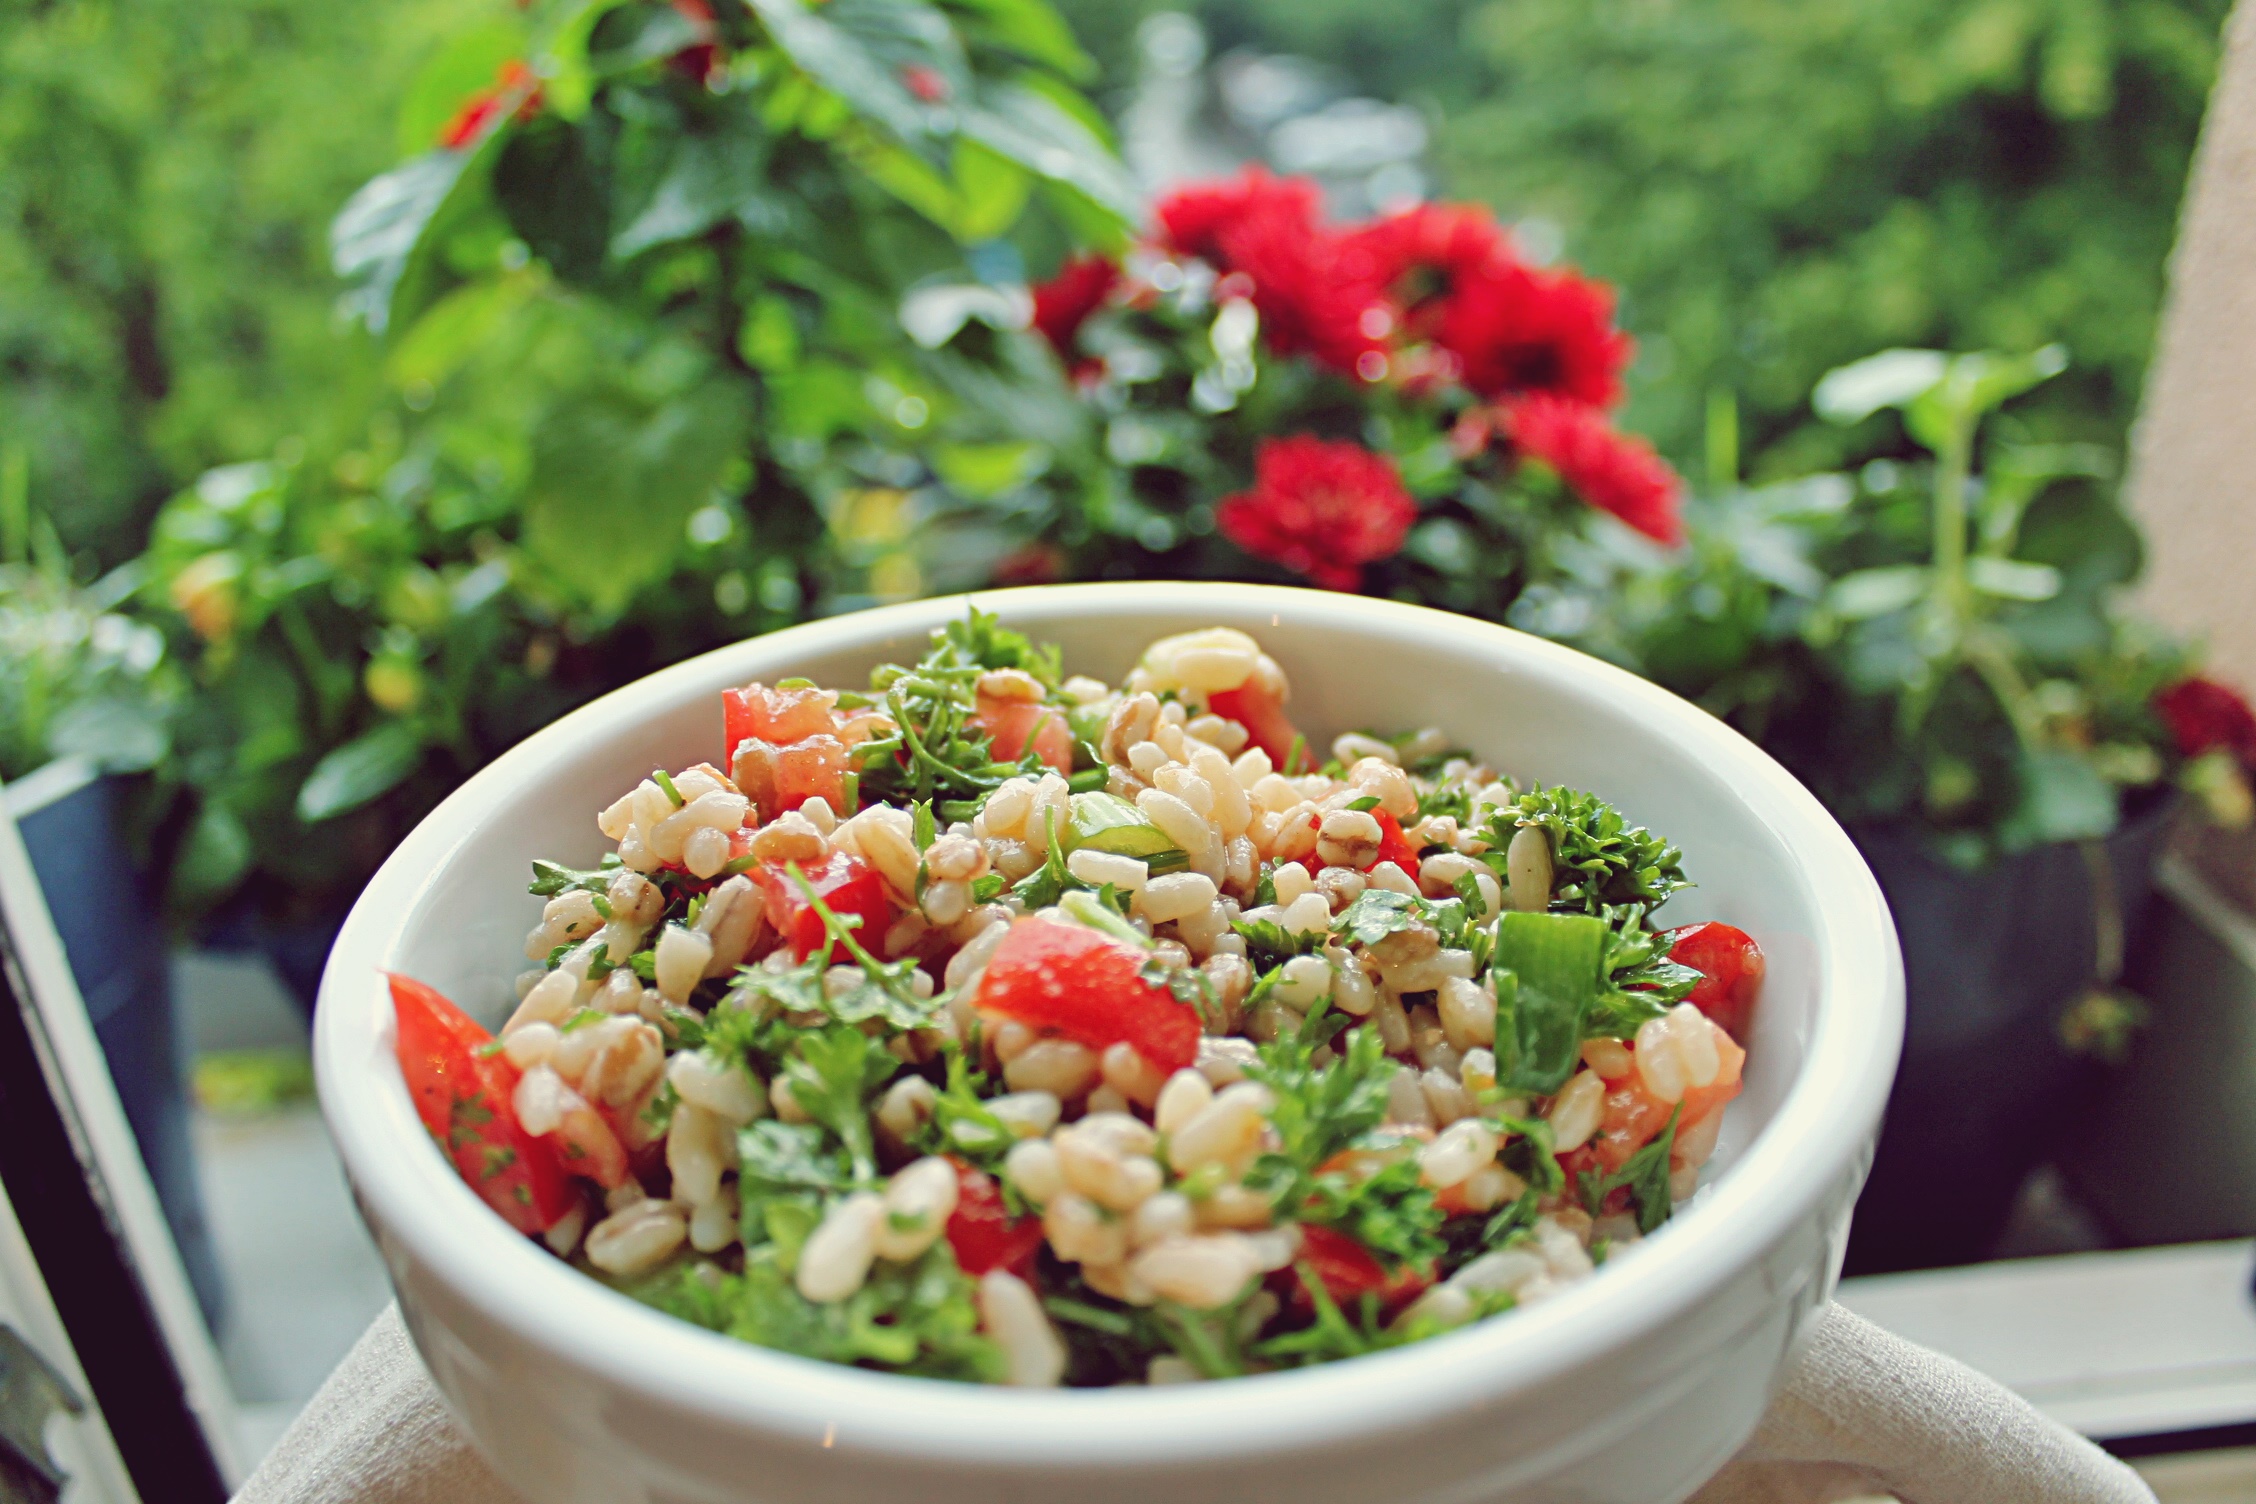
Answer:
(1445, 0, 2228, 473)
(0, 0, 470, 561)
(0, 446, 177, 783)
(134, 0, 1135, 918)
(1053, 0, 2225, 474)
(1565, 350, 2190, 865)
(1052, 0, 1491, 110)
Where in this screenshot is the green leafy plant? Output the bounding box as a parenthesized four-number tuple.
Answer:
(0, 453, 177, 783)
(1441, 0, 2228, 474)
(1576, 348, 2195, 865)
(133, 0, 1132, 918)
(0, 0, 476, 561)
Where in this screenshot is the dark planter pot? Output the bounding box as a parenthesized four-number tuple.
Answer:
(2060, 854, 2256, 1244)
(8, 763, 227, 1327)
(200, 902, 347, 1020)
(1841, 795, 2175, 1274)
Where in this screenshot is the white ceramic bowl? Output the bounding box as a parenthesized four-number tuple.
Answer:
(315, 582, 1902, 1504)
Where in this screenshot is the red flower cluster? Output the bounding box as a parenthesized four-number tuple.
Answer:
(1505, 395, 1684, 545)
(1030, 255, 1119, 382)
(1345, 202, 1631, 407)
(1025, 172, 1686, 561)
(2155, 677, 2256, 768)
(1216, 436, 1416, 591)
(437, 60, 543, 150)
(1154, 169, 1382, 369)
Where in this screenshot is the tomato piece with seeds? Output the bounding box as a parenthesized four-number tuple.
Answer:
(943, 1161, 1044, 1278)
(975, 916, 1200, 1073)
(1663, 921, 1765, 1042)
(1283, 1223, 1432, 1316)
(1209, 680, 1303, 770)
(753, 851, 894, 962)
(973, 694, 1073, 774)
(389, 973, 574, 1235)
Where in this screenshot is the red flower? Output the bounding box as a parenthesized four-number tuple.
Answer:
(1216, 436, 1417, 591)
(1345, 202, 1518, 330)
(991, 542, 1067, 586)
(2155, 677, 2256, 767)
(437, 60, 542, 149)
(900, 64, 951, 103)
(1154, 168, 1325, 263)
(1436, 263, 1631, 407)
(1152, 169, 1383, 373)
(1346, 202, 1631, 407)
(1506, 395, 1684, 545)
(1030, 255, 1119, 374)
(667, 0, 722, 86)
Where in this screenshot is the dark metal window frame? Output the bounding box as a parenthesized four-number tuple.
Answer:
(0, 895, 226, 1504)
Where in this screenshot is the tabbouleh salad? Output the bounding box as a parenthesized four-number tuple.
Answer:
(388, 610, 1764, 1386)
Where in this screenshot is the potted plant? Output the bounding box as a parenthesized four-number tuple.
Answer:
(0, 461, 223, 1323)
(133, 0, 1135, 991)
(1564, 347, 2243, 1269)
(1018, 175, 1687, 599)
(2062, 684, 2256, 1244)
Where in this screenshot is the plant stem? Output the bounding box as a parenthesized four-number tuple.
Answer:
(2079, 840, 2124, 985)
(0, 443, 27, 565)
(1931, 419, 1973, 618)
(1704, 387, 1739, 493)
(1964, 628, 2042, 752)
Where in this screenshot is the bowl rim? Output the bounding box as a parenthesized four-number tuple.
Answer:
(314, 581, 1902, 1467)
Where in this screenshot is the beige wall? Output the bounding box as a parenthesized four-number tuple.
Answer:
(2127, 0, 2256, 690)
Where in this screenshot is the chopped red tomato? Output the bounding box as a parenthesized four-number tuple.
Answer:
(973, 693, 1073, 774)
(975, 916, 1201, 1073)
(1588, 1031, 1747, 1174)
(944, 1161, 1044, 1279)
(725, 683, 858, 819)
(733, 734, 855, 821)
(771, 736, 855, 815)
(753, 851, 894, 962)
(1209, 680, 1303, 770)
(723, 682, 840, 761)
(1283, 1223, 1431, 1316)
(1291, 807, 1420, 883)
(1372, 808, 1420, 881)
(1664, 922, 1765, 1042)
(388, 973, 574, 1235)
(1555, 1142, 1633, 1215)
(1556, 1143, 1600, 1191)
(1591, 1070, 1676, 1175)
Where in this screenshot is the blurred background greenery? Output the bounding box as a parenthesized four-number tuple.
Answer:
(7, 0, 2225, 575)
(1054, 0, 2228, 472)
(1, 0, 2229, 927)
(1, 0, 470, 564)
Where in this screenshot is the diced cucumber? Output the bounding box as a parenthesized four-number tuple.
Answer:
(1491, 910, 1608, 1096)
(1070, 792, 1168, 856)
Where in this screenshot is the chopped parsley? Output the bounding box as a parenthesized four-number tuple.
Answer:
(1486, 787, 1691, 916)
(1578, 1105, 1681, 1234)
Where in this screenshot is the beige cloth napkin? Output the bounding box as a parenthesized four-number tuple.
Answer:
(233, 1301, 2154, 1504)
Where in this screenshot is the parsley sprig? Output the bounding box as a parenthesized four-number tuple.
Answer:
(1578, 1104, 1682, 1234)
(1244, 1014, 1446, 1272)
(852, 609, 1071, 806)
(1487, 787, 1691, 916)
